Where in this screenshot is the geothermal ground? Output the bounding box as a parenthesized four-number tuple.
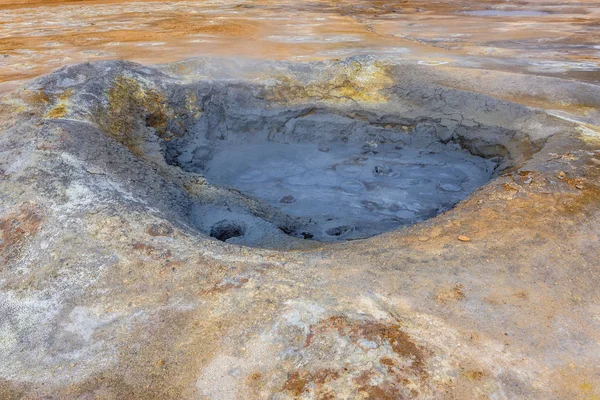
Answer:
(1, 0, 599, 94)
(0, 1, 600, 400)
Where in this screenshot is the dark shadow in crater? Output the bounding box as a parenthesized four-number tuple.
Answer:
(210, 220, 246, 242)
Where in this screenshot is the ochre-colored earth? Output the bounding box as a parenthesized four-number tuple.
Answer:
(0, 0, 598, 94)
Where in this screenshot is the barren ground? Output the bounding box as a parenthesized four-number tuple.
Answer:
(0, 1, 599, 400)
(0, 0, 599, 93)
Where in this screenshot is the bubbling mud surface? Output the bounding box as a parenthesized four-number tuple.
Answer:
(202, 140, 496, 241)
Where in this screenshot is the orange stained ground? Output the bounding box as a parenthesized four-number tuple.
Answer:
(0, 0, 598, 93)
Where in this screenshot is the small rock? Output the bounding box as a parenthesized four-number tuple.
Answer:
(524, 177, 532, 185)
(557, 171, 566, 180)
(318, 145, 330, 153)
(418, 236, 430, 242)
(458, 235, 471, 242)
(279, 195, 296, 204)
(575, 184, 584, 190)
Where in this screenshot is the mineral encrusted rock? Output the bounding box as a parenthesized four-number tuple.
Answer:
(0, 57, 599, 399)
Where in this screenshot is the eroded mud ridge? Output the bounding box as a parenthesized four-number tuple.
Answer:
(20, 57, 551, 248)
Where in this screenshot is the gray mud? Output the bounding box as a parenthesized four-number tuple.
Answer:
(201, 141, 496, 241)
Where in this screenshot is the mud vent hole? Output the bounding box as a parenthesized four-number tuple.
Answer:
(210, 220, 246, 242)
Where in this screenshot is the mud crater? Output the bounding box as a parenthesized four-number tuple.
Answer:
(162, 89, 503, 244)
(37, 59, 540, 247)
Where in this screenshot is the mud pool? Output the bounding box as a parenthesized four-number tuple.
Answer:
(201, 141, 497, 241)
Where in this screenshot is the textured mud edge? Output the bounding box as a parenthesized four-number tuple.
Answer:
(0, 57, 599, 399)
